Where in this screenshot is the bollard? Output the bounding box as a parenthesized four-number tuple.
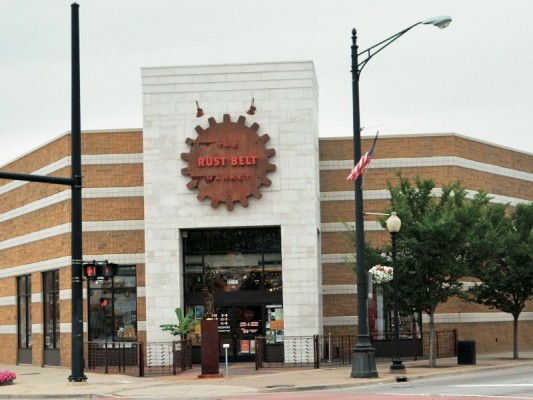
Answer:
(223, 343, 230, 376)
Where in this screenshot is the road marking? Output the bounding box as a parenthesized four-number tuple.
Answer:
(455, 384, 533, 387)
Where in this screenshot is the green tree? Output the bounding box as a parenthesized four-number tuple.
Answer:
(385, 174, 488, 367)
(160, 307, 198, 340)
(466, 202, 533, 359)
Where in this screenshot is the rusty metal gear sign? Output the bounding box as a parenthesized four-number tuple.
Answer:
(181, 114, 276, 210)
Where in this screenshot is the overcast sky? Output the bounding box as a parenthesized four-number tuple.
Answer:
(1, 0, 532, 167)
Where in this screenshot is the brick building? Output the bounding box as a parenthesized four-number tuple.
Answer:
(0, 62, 531, 367)
(320, 134, 533, 353)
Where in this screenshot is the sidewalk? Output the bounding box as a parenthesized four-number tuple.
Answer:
(1, 352, 533, 399)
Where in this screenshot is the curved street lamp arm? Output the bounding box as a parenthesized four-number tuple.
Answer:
(357, 22, 421, 75)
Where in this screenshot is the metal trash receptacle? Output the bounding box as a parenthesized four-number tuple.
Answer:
(457, 340, 476, 365)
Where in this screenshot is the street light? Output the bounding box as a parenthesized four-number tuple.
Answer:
(386, 212, 405, 373)
(350, 16, 451, 378)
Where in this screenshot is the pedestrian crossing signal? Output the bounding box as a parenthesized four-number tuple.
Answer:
(84, 263, 98, 279)
(83, 261, 118, 280)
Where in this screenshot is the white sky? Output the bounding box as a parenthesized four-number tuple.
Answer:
(1, 0, 532, 167)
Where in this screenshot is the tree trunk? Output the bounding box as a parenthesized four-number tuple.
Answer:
(513, 315, 519, 359)
(429, 312, 437, 367)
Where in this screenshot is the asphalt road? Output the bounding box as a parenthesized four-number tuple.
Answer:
(95, 364, 533, 400)
(314, 364, 533, 399)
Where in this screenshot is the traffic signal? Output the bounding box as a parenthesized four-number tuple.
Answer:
(83, 260, 118, 280)
(99, 298, 110, 307)
(84, 263, 98, 279)
(100, 262, 118, 280)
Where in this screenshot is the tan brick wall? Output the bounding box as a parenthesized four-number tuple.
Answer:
(0, 129, 144, 367)
(0, 235, 71, 269)
(321, 231, 388, 255)
(321, 201, 354, 224)
(84, 197, 144, 222)
(0, 276, 17, 298)
(0, 335, 17, 364)
(0, 276, 22, 363)
(320, 134, 533, 356)
(432, 321, 533, 353)
(0, 198, 144, 243)
(83, 164, 144, 188)
(0, 135, 70, 180)
(0, 304, 16, 326)
(323, 294, 357, 316)
(322, 321, 533, 354)
(0, 130, 142, 180)
(32, 272, 43, 325)
(84, 231, 145, 255)
(0, 202, 70, 242)
(320, 135, 533, 174)
(323, 325, 357, 336)
(320, 167, 532, 200)
(82, 131, 143, 155)
(321, 199, 390, 224)
(1, 131, 531, 367)
(322, 264, 356, 286)
(0, 177, 70, 213)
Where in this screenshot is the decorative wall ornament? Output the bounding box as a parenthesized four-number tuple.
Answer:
(181, 114, 276, 210)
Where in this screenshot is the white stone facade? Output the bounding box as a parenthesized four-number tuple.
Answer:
(141, 61, 322, 342)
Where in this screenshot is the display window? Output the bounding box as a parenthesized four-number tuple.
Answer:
(87, 265, 137, 342)
(183, 227, 282, 293)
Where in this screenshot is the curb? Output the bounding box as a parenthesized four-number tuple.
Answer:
(258, 360, 533, 393)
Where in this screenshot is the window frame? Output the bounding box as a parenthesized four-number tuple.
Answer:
(42, 270, 60, 349)
(17, 275, 32, 349)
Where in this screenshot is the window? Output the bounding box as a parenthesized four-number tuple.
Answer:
(43, 270, 60, 349)
(183, 227, 282, 293)
(17, 276, 32, 349)
(88, 265, 137, 341)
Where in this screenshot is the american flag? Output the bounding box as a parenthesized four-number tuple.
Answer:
(346, 147, 374, 181)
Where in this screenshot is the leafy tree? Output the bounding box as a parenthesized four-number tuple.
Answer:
(160, 307, 198, 340)
(466, 202, 533, 359)
(384, 174, 489, 367)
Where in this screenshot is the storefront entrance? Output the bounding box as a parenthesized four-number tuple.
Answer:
(183, 227, 283, 363)
(216, 305, 262, 362)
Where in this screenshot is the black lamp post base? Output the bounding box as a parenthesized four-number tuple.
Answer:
(389, 360, 406, 374)
(67, 375, 88, 383)
(351, 347, 378, 378)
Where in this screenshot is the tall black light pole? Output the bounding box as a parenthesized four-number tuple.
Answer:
(350, 27, 378, 378)
(0, 2, 85, 382)
(69, 2, 86, 382)
(386, 212, 404, 373)
(350, 16, 451, 378)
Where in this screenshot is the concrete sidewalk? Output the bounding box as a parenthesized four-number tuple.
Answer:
(1, 352, 533, 399)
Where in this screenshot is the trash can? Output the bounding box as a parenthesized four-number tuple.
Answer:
(457, 340, 476, 365)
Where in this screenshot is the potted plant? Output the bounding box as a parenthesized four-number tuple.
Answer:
(0, 370, 16, 385)
(160, 307, 198, 368)
(159, 307, 198, 340)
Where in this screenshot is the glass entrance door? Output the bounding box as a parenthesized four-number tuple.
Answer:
(216, 305, 263, 362)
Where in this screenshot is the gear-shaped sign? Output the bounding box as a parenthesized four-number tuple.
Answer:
(181, 114, 276, 210)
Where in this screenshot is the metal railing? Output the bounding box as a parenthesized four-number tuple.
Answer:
(256, 330, 457, 369)
(85, 339, 192, 376)
(85, 330, 457, 373)
(255, 336, 318, 369)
